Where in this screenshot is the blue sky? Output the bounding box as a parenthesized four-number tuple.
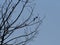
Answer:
(30, 0, 60, 45)
(0, 0, 60, 45)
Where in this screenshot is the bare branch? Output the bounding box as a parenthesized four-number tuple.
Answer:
(0, 0, 43, 45)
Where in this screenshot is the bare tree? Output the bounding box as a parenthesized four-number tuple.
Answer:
(0, 0, 44, 45)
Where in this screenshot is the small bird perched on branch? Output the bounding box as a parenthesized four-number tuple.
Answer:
(33, 16, 38, 21)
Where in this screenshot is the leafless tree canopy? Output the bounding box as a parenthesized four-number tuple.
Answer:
(0, 0, 43, 45)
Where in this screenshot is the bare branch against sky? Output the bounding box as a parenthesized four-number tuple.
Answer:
(0, 0, 44, 45)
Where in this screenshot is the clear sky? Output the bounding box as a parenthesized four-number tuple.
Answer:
(0, 0, 60, 45)
(30, 0, 60, 45)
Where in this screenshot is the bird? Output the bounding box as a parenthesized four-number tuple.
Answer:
(33, 16, 38, 21)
